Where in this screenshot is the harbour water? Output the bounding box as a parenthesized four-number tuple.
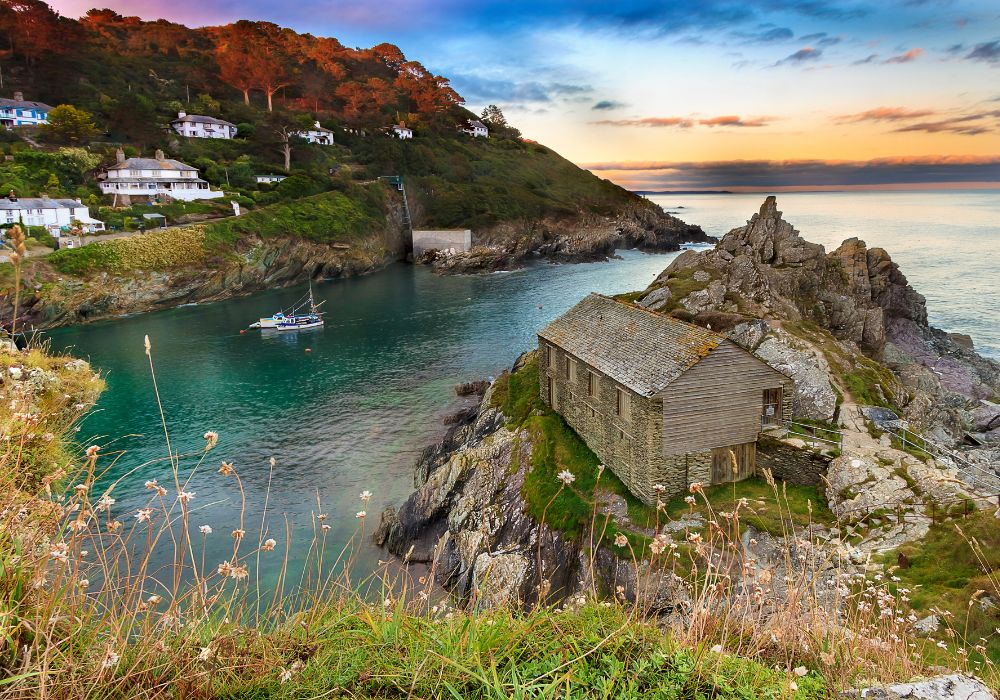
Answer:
(47, 190, 1000, 584)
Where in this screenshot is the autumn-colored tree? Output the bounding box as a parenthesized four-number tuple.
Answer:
(244, 22, 292, 112)
(41, 104, 98, 145)
(1, 0, 65, 68)
(336, 78, 394, 124)
(216, 22, 257, 105)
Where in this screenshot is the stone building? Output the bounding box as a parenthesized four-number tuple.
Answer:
(538, 293, 793, 505)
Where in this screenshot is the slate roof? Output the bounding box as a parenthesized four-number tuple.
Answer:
(0, 198, 85, 210)
(538, 293, 725, 397)
(107, 158, 198, 172)
(0, 98, 53, 111)
(171, 114, 236, 128)
(467, 120, 487, 129)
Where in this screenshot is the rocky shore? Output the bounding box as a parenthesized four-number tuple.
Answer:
(421, 203, 714, 274)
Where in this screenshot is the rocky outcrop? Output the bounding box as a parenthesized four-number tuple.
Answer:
(637, 196, 1000, 445)
(755, 334, 838, 421)
(430, 204, 713, 275)
(847, 674, 996, 700)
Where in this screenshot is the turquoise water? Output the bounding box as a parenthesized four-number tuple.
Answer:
(649, 190, 1000, 359)
(47, 250, 678, 582)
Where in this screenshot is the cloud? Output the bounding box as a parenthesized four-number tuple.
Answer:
(966, 40, 1000, 64)
(449, 73, 592, 104)
(593, 114, 775, 128)
(853, 54, 878, 64)
(799, 32, 841, 46)
(883, 47, 923, 64)
(592, 100, 626, 111)
(736, 25, 793, 44)
(834, 106, 938, 123)
(774, 47, 823, 66)
(580, 155, 1000, 189)
(891, 110, 1000, 136)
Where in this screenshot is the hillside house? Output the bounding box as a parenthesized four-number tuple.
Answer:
(0, 92, 52, 128)
(459, 119, 489, 138)
(390, 122, 413, 139)
(295, 121, 334, 145)
(171, 112, 237, 139)
(256, 174, 287, 184)
(0, 194, 104, 233)
(99, 149, 224, 202)
(538, 294, 792, 505)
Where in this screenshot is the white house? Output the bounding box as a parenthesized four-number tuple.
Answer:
(170, 112, 238, 139)
(459, 119, 489, 138)
(294, 121, 334, 145)
(256, 174, 287, 184)
(99, 149, 224, 202)
(390, 122, 413, 140)
(0, 195, 104, 233)
(0, 92, 52, 128)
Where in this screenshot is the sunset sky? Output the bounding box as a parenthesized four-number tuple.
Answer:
(51, 0, 1000, 190)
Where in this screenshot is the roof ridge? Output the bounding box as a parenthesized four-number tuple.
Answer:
(590, 292, 724, 340)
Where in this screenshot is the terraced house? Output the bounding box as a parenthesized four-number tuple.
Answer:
(538, 294, 792, 505)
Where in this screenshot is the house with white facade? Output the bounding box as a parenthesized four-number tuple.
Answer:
(256, 174, 287, 184)
(0, 194, 104, 233)
(170, 112, 238, 139)
(0, 93, 52, 128)
(294, 121, 334, 145)
(459, 119, 489, 138)
(99, 149, 224, 202)
(390, 122, 413, 139)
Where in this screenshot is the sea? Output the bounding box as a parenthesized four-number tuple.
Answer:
(45, 189, 999, 585)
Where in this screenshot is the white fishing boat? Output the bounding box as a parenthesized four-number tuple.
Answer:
(249, 283, 325, 331)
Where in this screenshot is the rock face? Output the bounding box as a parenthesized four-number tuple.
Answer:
(644, 196, 1000, 445)
(755, 334, 838, 421)
(430, 204, 713, 275)
(848, 674, 996, 700)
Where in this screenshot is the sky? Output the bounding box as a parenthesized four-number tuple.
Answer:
(51, 0, 1000, 190)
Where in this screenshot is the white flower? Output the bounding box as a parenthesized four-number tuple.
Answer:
(177, 491, 195, 505)
(199, 525, 212, 535)
(262, 538, 277, 551)
(197, 646, 214, 662)
(356, 511, 366, 519)
(86, 445, 99, 458)
(145, 479, 159, 490)
(203, 431, 218, 449)
(74, 483, 88, 496)
(789, 680, 798, 692)
(614, 534, 628, 548)
(360, 490, 372, 503)
(280, 668, 293, 683)
(684, 495, 695, 505)
(101, 651, 120, 670)
(653, 484, 666, 494)
(711, 644, 723, 653)
(556, 469, 576, 486)
(96, 494, 116, 512)
(147, 594, 162, 606)
(134, 508, 152, 523)
(793, 666, 807, 677)
(321, 524, 331, 532)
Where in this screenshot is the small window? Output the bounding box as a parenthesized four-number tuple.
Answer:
(567, 358, 577, 382)
(588, 371, 597, 397)
(618, 429, 625, 440)
(616, 388, 625, 416)
(546, 345, 554, 368)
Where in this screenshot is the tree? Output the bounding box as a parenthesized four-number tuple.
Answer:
(246, 22, 292, 112)
(216, 24, 257, 105)
(41, 105, 98, 145)
(259, 112, 312, 171)
(106, 93, 161, 149)
(480, 105, 521, 138)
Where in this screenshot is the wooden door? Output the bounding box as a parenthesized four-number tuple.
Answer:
(710, 443, 756, 484)
(762, 387, 783, 426)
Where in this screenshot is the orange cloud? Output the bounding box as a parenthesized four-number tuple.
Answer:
(883, 48, 923, 64)
(834, 106, 938, 123)
(698, 115, 775, 127)
(593, 115, 775, 128)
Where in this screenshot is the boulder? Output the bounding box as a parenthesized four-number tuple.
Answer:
(636, 285, 672, 311)
(847, 674, 996, 700)
(727, 319, 769, 352)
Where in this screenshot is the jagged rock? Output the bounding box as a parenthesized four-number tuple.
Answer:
(756, 336, 837, 420)
(971, 401, 1000, 432)
(727, 319, 768, 351)
(472, 552, 531, 609)
(826, 456, 912, 520)
(846, 674, 996, 700)
(455, 380, 489, 397)
(948, 333, 974, 350)
(637, 285, 672, 311)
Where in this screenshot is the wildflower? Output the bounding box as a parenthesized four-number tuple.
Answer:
(96, 494, 116, 512)
(711, 644, 723, 654)
(317, 513, 327, 521)
(597, 464, 605, 474)
(145, 479, 159, 490)
(231, 528, 245, 540)
(356, 511, 366, 519)
(936, 640, 948, 649)
(321, 524, 331, 532)
(134, 508, 153, 523)
(199, 525, 212, 535)
(231, 564, 249, 579)
(101, 651, 120, 670)
(217, 561, 234, 577)
(177, 490, 195, 505)
(74, 483, 88, 496)
(280, 668, 293, 684)
(269, 456, 276, 468)
(684, 495, 695, 505)
(144, 335, 151, 356)
(108, 520, 123, 533)
(203, 431, 219, 450)
(688, 532, 702, 544)
(793, 666, 807, 677)
(556, 469, 576, 486)
(68, 515, 88, 533)
(360, 490, 372, 503)
(262, 538, 277, 551)
(197, 647, 214, 662)
(789, 680, 798, 692)
(653, 483, 666, 495)
(650, 534, 669, 555)
(86, 445, 99, 459)
(614, 534, 628, 548)
(218, 461, 234, 476)
(147, 594, 162, 606)
(689, 482, 703, 494)
(78, 578, 90, 589)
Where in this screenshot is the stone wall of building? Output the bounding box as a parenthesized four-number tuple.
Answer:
(756, 437, 830, 487)
(412, 229, 472, 257)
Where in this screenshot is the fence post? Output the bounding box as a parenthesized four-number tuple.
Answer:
(930, 501, 935, 525)
(896, 504, 903, 524)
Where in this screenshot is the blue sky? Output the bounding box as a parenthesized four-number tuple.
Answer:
(52, 0, 1000, 188)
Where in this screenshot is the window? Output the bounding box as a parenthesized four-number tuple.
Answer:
(762, 387, 783, 426)
(546, 344, 554, 368)
(587, 371, 597, 397)
(569, 358, 577, 382)
(616, 388, 628, 418)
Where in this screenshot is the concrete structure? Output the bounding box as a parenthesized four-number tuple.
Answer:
(538, 294, 792, 505)
(412, 229, 472, 257)
(0, 93, 52, 128)
(171, 112, 237, 139)
(0, 195, 104, 233)
(256, 174, 287, 184)
(460, 119, 489, 138)
(391, 123, 413, 139)
(99, 148, 224, 202)
(295, 121, 334, 145)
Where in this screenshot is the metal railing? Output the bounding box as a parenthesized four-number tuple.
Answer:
(879, 424, 999, 491)
(778, 419, 844, 450)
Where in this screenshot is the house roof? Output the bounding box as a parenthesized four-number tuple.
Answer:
(538, 293, 726, 397)
(0, 198, 86, 210)
(107, 158, 198, 172)
(0, 98, 53, 111)
(171, 114, 236, 128)
(467, 120, 487, 129)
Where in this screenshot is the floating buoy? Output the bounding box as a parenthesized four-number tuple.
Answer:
(240, 329, 246, 334)
(305, 348, 312, 353)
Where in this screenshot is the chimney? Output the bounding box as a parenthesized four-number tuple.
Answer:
(154, 148, 165, 160)
(13, 91, 23, 102)
(314, 120, 321, 129)
(8, 190, 16, 202)
(399, 121, 405, 128)
(177, 111, 186, 119)
(115, 147, 126, 164)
